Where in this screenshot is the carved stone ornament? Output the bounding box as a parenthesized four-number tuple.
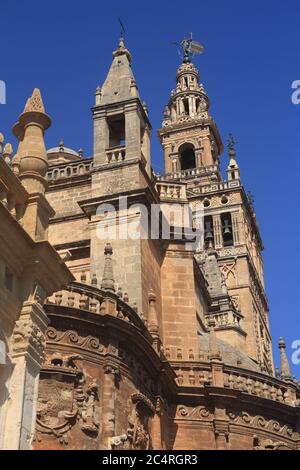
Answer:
(227, 410, 299, 441)
(35, 355, 100, 445)
(127, 393, 155, 450)
(253, 437, 291, 451)
(11, 316, 45, 362)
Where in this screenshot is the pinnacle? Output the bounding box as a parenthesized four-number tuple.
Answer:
(23, 88, 45, 113)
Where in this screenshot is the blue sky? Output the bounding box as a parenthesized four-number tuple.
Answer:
(1, 0, 299, 374)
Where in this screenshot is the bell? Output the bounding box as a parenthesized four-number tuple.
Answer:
(223, 219, 232, 235)
(204, 221, 214, 241)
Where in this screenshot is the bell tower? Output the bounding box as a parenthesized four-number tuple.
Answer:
(158, 40, 274, 374)
(92, 36, 151, 175)
(158, 42, 223, 182)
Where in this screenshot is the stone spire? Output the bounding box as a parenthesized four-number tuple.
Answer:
(13, 88, 51, 194)
(278, 337, 292, 381)
(96, 37, 138, 106)
(148, 291, 161, 353)
(101, 243, 115, 292)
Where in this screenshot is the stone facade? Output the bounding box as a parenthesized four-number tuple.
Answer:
(0, 38, 299, 450)
(0, 92, 72, 449)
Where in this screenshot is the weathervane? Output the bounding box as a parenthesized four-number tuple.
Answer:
(227, 133, 237, 155)
(173, 33, 204, 63)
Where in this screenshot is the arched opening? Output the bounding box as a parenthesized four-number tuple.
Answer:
(179, 143, 196, 171)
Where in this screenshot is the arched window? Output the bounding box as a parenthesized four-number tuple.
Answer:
(179, 143, 196, 170)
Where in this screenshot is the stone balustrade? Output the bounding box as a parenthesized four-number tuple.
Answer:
(47, 158, 93, 182)
(223, 366, 299, 406)
(105, 145, 126, 163)
(170, 358, 299, 407)
(205, 310, 242, 329)
(46, 281, 147, 332)
(158, 164, 219, 181)
(156, 181, 187, 201)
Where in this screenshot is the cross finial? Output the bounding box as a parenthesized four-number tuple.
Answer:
(118, 17, 125, 42)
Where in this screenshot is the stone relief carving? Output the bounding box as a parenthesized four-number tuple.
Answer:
(227, 410, 299, 441)
(110, 393, 155, 450)
(253, 437, 291, 450)
(176, 405, 213, 420)
(11, 317, 45, 362)
(35, 355, 100, 445)
(127, 393, 154, 450)
(46, 327, 105, 355)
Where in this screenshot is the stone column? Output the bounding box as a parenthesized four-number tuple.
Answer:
(202, 136, 213, 167)
(163, 143, 172, 174)
(213, 214, 223, 249)
(2, 301, 48, 449)
(231, 212, 240, 245)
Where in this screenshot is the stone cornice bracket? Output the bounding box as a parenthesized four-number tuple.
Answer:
(213, 419, 229, 450)
(104, 361, 120, 378)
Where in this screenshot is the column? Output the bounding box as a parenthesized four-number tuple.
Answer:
(2, 301, 48, 449)
(163, 144, 172, 174)
(213, 214, 223, 249)
(202, 136, 213, 167)
(231, 212, 240, 245)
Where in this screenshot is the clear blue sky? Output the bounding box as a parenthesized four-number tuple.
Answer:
(1, 0, 299, 374)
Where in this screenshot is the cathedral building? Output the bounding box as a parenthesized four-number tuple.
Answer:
(0, 36, 299, 450)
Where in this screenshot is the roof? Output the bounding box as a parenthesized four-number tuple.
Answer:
(47, 146, 79, 157)
(198, 331, 261, 372)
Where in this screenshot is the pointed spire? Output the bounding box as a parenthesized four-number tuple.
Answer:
(112, 35, 132, 63)
(23, 88, 45, 113)
(101, 243, 115, 292)
(148, 291, 159, 336)
(148, 291, 161, 353)
(96, 38, 138, 106)
(208, 317, 221, 361)
(278, 337, 292, 381)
